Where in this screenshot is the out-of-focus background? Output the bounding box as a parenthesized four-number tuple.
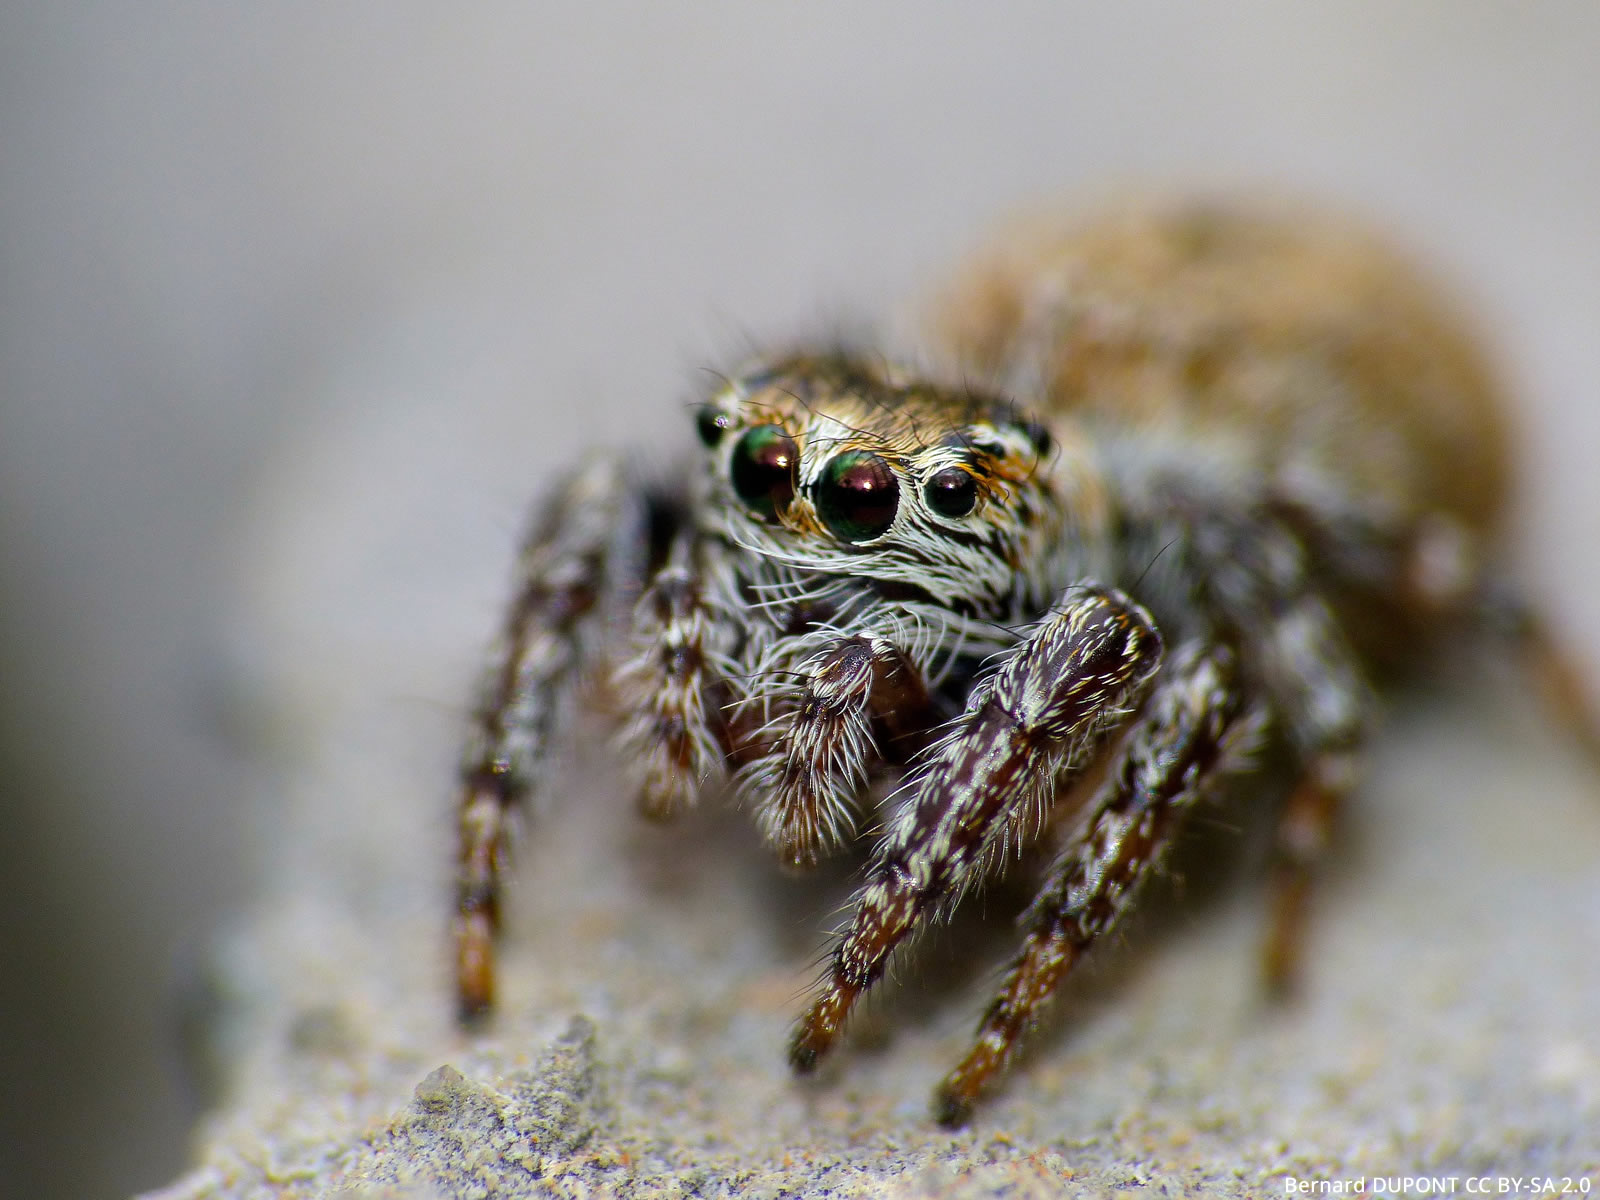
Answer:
(2, 5, 1598, 1197)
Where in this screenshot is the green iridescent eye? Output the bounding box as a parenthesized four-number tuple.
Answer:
(816, 451, 899, 542)
(730, 425, 798, 519)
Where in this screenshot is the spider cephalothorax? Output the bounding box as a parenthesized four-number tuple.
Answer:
(692, 354, 1097, 616)
(449, 199, 1594, 1125)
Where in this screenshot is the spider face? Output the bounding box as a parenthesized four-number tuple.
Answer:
(450, 200, 1583, 1127)
(693, 356, 1081, 618)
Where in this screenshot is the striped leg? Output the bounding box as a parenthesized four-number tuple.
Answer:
(934, 643, 1255, 1125)
(613, 535, 736, 820)
(789, 587, 1163, 1072)
(454, 458, 650, 1022)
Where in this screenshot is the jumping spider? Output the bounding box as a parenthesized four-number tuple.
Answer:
(451, 199, 1595, 1125)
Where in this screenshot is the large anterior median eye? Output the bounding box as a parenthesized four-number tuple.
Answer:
(730, 424, 798, 519)
(816, 451, 899, 542)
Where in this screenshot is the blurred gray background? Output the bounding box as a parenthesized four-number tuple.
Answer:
(2, 5, 1598, 1197)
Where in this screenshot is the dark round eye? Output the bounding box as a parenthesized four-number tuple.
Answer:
(696, 404, 732, 448)
(925, 466, 978, 518)
(816, 451, 899, 542)
(730, 424, 798, 519)
(1018, 419, 1052, 456)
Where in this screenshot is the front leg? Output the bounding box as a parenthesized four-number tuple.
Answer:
(454, 457, 657, 1022)
(739, 630, 933, 869)
(789, 586, 1163, 1071)
(934, 642, 1259, 1124)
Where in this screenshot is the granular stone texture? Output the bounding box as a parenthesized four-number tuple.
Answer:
(141, 690, 1600, 1198)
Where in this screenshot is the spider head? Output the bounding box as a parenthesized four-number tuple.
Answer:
(693, 354, 1099, 614)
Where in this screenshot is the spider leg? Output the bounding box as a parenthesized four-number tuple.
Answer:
(933, 642, 1257, 1125)
(454, 458, 659, 1022)
(1486, 596, 1600, 769)
(1255, 594, 1369, 994)
(1261, 757, 1346, 993)
(1128, 493, 1379, 996)
(789, 586, 1163, 1072)
(614, 535, 736, 819)
(741, 632, 932, 869)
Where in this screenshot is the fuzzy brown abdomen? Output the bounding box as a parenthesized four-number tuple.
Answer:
(930, 197, 1511, 538)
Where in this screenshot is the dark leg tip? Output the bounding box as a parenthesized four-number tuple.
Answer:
(776, 850, 821, 876)
(788, 1037, 821, 1074)
(932, 1085, 974, 1129)
(1260, 962, 1300, 1008)
(454, 998, 489, 1030)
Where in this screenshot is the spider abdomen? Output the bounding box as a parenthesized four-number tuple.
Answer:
(929, 197, 1512, 540)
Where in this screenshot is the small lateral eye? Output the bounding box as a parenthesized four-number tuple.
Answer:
(924, 466, 978, 518)
(696, 404, 733, 447)
(730, 424, 798, 519)
(817, 451, 899, 543)
(1018, 419, 1052, 456)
